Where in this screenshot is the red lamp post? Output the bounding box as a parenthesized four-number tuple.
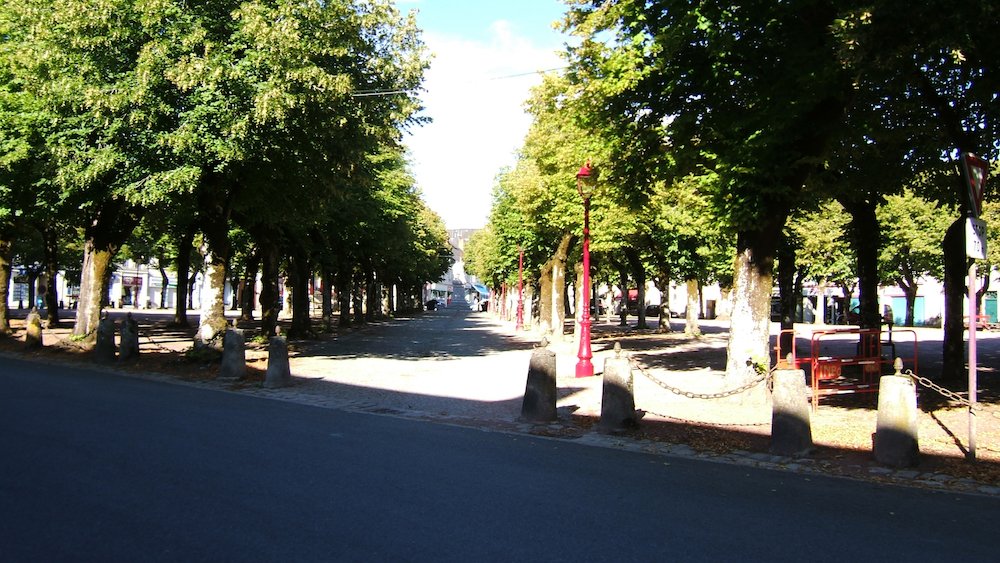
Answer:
(575, 162, 598, 377)
(516, 246, 524, 330)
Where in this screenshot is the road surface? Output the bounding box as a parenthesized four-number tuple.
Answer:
(2, 357, 998, 562)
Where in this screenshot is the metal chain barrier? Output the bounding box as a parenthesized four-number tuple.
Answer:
(903, 368, 1000, 419)
(629, 357, 772, 400)
(903, 369, 978, 409)
(628, 357, 774, 427)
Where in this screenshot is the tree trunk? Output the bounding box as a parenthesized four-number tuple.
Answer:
(776, 233, 796, 353)
(0, 235, 12, 334)
(538, 262, 553, 334)
(321, 266, 333, 331)
(172, 225, 195, 327)
(625, 249, 647, 329)
(365, 270, 377, 322)
(352, 270, 364, 324)
(617, 265, 629, 327)
(847, 200, 882, 330)
(550, 237, 571, 338)
(229, 272, 240, 310)
(241, 253, 259, 322)
(814, 280, 828, 325)
(26, 270, 39, 311)
(684, 278, 701, 337)
(195, 240, 229, 350)
(158, 258, 169, 309)
(72, 241, 115, 341)
(187, 273, 197, 310)
(42, 228, 60, 326)
(901, 280, 917, 327)
(288, 252, 312, 337)
(653, 264, 672, 331)
(725, 228, 779, 405)
(337, 267, 352, 328)
(716, 284, 734, 321)
(540, 234, 573, 338)
(942, 218, 966, 382)
(258, 239, 280, 338)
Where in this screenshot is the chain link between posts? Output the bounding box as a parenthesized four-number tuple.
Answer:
(628, 357, 773, 400)
(902, 369, 1000, 420)
(627, 357, 775, 427)
(903, 369, 979, 409)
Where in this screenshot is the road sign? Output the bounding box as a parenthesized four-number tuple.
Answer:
(961, 152, 989, 218)
(966, 216, 987, 259)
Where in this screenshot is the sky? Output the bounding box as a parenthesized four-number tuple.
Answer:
(397, 0, 570, 230)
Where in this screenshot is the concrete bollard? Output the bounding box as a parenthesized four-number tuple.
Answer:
(119, 313, 140, 362)
(94, 314, 117, 363)
(599, 343, 638, 433)
(263, 333, 292, 388)
(520, 338, 557, 423)
(873, 358, 919, 468)
(770, 360, 814, 456)
(219, 326, 247, 380)
(24, 308, 43, 349)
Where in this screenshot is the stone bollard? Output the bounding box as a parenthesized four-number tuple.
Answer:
(24, 307, 43, 349)
(94, 314, 118, 363)
(520, 337, 557, 423)
(770, 356, 813, 456)
(873, 358, 920, 468)
(219, 324, 247, 380)
(599, 343, 638, 433)
(263, 332, 292, 389)
(119, 313, 140, 362)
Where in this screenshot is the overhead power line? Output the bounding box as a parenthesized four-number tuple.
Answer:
(351, 66, 568, 97)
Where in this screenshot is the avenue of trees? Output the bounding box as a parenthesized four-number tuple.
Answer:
(0, 0, 452, 347)
(464, 1, 999, 396)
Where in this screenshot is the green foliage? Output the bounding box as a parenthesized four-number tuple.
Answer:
(876, 189, 956, 286)
(1, 0, 444, 316)
(787, 200, 855, 288)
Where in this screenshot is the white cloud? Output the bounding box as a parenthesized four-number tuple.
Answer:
(405, 23, 563, 229)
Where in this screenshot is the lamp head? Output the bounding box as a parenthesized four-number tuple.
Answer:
(576, 161, 598, 199)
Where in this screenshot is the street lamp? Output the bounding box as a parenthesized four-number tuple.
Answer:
(575, 161, 598, 377)
(516, 246, 524, 330)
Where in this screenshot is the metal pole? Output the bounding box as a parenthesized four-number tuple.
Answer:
(576, 197, 594, 377)
(516, 248, 524, 330)
(968, 262, 978, 460)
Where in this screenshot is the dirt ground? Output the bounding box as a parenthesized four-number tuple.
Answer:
(4, 309, 1000, 488)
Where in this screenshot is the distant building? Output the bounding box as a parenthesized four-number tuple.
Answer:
(424, 229, 485, 307)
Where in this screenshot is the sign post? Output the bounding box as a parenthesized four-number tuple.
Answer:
(961, 152, 989, 461)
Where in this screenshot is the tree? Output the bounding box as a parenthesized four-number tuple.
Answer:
(567, 1, 854, 399)
(787, 200, 856, 324)
(844, 1, 1000, 381)
(877, 189, 956, 326)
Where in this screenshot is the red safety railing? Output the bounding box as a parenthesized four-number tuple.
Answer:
(774, 327, 918, 411)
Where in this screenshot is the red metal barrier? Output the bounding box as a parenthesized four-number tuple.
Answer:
(774, 327, 918, 411)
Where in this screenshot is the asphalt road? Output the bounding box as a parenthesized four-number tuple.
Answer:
(2, 357, 999, 562)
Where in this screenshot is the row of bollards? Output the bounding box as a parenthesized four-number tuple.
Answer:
(19, 311, 293, 389)
(218, 321, 292, 389)
(520, 340, 637, 433)
(522, 342, 920, 468)
(771, 357, 919, 467)
(94, 313, 140, 363)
